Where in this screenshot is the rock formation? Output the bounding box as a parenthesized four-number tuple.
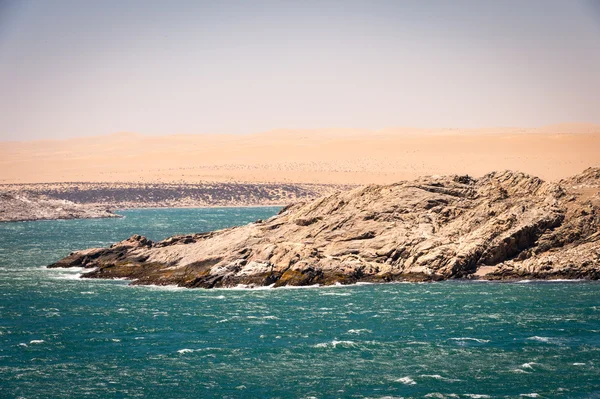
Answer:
(0, 193, 118, 222)
(48, 168, 600, 286)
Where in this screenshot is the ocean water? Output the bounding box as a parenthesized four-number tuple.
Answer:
(1, 208, 600, 399)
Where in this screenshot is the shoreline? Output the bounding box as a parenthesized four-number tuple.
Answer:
(0, 214, 121, 224)
(0, 203, 285, 223)
(0, 181, 340, 222)
(115, 203, 286, 211)
(48, 266, 598, 290)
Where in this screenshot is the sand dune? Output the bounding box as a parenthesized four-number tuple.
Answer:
(1, 124, 599, 184)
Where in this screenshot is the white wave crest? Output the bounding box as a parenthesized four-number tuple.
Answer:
(314, 340, 357, 349)
(320, 292, 352, 296)
(395, 376, 416, 385)
(420, 374, 461, 382)
(449, 337, 490, 343)
(223, 284, 275, 290)
(521, 362, 537, 370)
(136, 284, 187, 291)
(347, 329, 372, 335)
(53, 273, 83, 280)
(527, 336, 561, 344)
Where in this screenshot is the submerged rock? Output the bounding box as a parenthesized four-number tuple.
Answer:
(48, 169, 600, 287)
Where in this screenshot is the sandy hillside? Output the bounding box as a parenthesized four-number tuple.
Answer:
(1, 124, 599, 185)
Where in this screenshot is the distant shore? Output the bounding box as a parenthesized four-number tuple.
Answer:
(0, 181, 340, 222)
(114, 203, 286, 211)
(0, 192, 119, 223)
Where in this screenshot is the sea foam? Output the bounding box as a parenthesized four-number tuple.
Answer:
(395, 376, 416, 385)
(314, 340, 357, 349)
(449, 337, 490, 343)
(420, 374, 461, 382)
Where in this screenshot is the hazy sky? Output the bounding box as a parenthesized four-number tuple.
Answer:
(1, 0, 599, 140)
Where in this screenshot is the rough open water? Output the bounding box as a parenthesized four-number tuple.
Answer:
(1, 207, 599, 399)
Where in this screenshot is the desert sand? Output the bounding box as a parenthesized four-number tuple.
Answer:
(1, 124, 599, 185)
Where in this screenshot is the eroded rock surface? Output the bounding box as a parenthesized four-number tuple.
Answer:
(48, 168, 600, 287)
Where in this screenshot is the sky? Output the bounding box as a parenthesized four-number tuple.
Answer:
(0, 0, 599, 140)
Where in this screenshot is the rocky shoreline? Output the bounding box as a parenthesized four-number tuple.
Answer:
(0, 193, 118, 222)
(48, 168, 600, 287)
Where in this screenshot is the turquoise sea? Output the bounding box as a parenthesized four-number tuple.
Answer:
(1, 208, 600, 399)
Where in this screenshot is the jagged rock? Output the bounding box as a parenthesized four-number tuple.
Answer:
(48, 168, 600, 287)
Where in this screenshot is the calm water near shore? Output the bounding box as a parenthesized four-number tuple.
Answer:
(1, 208, 600, 398)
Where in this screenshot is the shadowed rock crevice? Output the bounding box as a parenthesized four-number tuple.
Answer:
(48, 169, 600, 287)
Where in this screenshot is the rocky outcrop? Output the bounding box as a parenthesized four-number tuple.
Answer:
(48, 168, 600, 286)
(0, 193, 118, 222)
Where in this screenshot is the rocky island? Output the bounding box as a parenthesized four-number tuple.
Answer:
(48, 168, 600, 286)
(0, 193, 118, 222)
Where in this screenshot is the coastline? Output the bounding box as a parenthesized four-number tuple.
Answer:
(0, 203, 286, 223)
(114, 203, 286, 211)
(0, 181, 340, 222)
(0, 214, 121, 224)
(47, 265, 599, 289)
(46, 168, 600, 289)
